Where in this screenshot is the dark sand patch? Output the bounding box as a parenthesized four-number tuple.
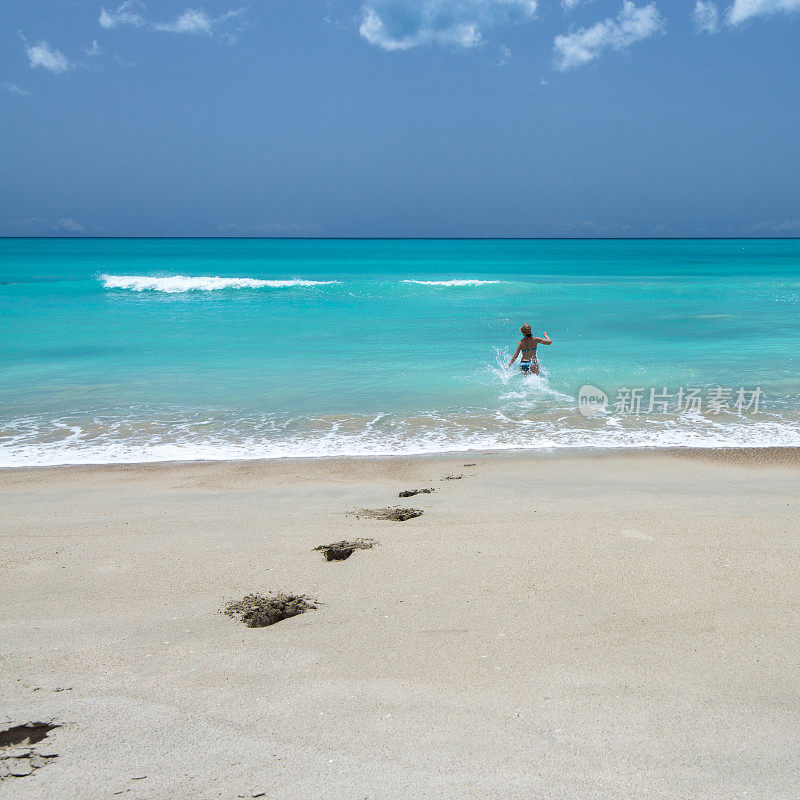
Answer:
(321, 544, 354, 560)
(398, 488, 434, 498)
(442, 474, 465, 480)
(0, 723, 60, 781)
(222, 593, 317, 628)
(313, 539, 376, 561)
(357, 508, 423, 521)
(0, 723, 59, 749)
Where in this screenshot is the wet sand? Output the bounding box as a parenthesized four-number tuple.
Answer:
(2, 449, 799, 799)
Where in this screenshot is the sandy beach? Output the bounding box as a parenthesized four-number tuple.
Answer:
(2, 449, 800, 799)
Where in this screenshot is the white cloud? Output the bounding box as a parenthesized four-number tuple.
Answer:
(114, 54, 137, 68)
(1, 81, 31, 96)
(155, 7, 244, 35)
(561, 0, 589, 9)
(727, 0, 800, 24)
(359, 0, 538, 51)
(693, 1, 720, 31)
(553, 1, 662, 70)
(52, 218, 87, 232)
(99, 1, 145, 29)
(155, 9, 214, 34)
(549, 219, 633, 235)
(84, 39, 103, 56)
(100, 4, 245, 38)
(25, 40, 72, 74)
(217, 221, 321, 235)
(748, 218, 800, 233)
(0, 217, 88, 233)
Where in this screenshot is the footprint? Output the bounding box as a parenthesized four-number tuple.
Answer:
(313, 539, 376, 561)
(222, 593, 317, 628)
(357, 508, 423, 521)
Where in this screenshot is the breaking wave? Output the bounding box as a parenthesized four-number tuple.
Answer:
(100, 275, 339, 292)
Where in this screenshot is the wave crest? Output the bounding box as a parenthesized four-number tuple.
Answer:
(402, 279, 502, 286)
(100, 275, 339, 293)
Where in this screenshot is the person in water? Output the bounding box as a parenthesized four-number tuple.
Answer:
(508, 323, 551, 375)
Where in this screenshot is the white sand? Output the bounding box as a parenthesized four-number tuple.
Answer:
(1, 450, 799, 799)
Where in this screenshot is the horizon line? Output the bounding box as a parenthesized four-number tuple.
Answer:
(2, 236, 800, 241)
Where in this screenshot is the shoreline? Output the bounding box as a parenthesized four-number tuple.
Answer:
(1, 443, 798, 475)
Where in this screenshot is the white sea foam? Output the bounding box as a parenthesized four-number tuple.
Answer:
(100, 275, 339, 292)
(402, 279, 503, 286)
(2, 410, 799, 467)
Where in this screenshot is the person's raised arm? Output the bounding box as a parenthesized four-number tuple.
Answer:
(533, 331, 552, 345)
(508, 341, 522, 367)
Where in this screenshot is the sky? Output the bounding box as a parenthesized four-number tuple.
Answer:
(1, 0, 799, 237)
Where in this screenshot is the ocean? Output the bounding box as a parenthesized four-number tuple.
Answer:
(2, 237, 800, 467)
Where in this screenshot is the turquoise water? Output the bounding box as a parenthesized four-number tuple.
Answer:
(2, 237, 800, 465)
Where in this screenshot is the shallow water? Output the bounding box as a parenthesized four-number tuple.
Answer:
(2, 238, 799, 465)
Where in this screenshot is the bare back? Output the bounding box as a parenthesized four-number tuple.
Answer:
(518, 335, 537, 359)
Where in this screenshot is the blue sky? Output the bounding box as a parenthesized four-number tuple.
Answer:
(1, 0, 799, 237)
